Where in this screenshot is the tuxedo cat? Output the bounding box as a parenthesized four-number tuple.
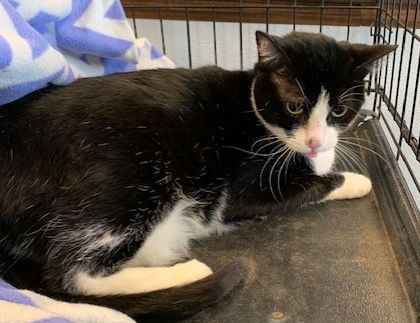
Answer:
(0, 31, 395, 319)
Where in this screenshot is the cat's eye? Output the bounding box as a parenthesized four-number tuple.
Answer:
(331, 106, 348, 118)
(285, 102, 304, 115)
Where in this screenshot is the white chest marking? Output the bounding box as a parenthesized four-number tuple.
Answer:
(124, 194, 231, 268)
(310, 149, 335, 175)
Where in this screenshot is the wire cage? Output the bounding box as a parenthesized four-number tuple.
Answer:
(123, 0, 419, 316)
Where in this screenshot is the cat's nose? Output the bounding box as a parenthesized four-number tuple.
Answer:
(307, 138, 321, 149)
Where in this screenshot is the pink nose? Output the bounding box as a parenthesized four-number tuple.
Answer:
(307, 138, 321, 149)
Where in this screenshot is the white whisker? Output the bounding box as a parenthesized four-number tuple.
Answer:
(339, 84, 365, 100)
(276, 148, 294, 200)
(336, 146, 357, 172)
(250, 136, 276, 151)
(295, 78, 311, 105)
(339, 92, 365, 100)
(222, 145, 281, 157)
(336, 144, 366, 173)
(336, 103, 360, 114)
(255, 140, 280, 153)
(334, 149, 347, 171)
(259, 146, 287, 190)
(339, 136, 382, 149)
(338, 140, 391, 168)
(269, 152, 285, 204)
(339, 97, 365, 104)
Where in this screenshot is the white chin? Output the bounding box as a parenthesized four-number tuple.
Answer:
(309, 149, 336, 175)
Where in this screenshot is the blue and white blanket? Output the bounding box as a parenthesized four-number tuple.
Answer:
(0, 0, 174, 321)
(0, 280, 134, 322)
(0, 0, 174, 106)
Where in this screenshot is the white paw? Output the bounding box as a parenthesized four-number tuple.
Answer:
(325, 172, 372, 201)
(177, 259, 213, 283)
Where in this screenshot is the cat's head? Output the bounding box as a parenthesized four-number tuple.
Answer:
(251, 31, 396, 164)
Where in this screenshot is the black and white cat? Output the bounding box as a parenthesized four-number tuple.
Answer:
(0, 32, 396, 319)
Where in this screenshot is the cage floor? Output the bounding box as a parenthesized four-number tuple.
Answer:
(186, 119, 418, 322)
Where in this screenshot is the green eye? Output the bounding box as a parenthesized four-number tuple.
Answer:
(285, 102, 304, 115)
(331, 106, 348, 117)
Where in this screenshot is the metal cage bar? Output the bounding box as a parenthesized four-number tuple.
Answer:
(123, 4, 379, 10)
(239, 0, 243, 70)
(212, 0, 217, 65)
(266, 0, 270, 33)
(185, 4, 192, 68)
(157, 0, 166, 54)
(346, 0, 353, 41)
(319, 0, 325, 33)
(130, 0, 138, 37)
(382, 0, 396, 100)
(372, 0, 383, 112)
(397, 0, 418, 159)
(377, 0, 390, 116)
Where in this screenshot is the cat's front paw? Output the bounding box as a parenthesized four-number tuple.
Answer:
(324, 172, 372, 201)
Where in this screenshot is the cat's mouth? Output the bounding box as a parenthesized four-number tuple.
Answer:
(303, 146, 330, 158)
(284, 140, 335, 159)
(286, 142, 337, 160)
(305, 151, 318, 158)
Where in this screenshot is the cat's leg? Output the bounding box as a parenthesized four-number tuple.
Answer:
(225, 171, 372, 220)
(74, 259, 213, 296)
(285, 172, 372, 208)
(322, 172, 372, 202)
(43, 226, 214, 296)
(60, 200, 219, 296)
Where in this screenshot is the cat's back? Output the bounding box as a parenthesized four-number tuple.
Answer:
(0, 66, 241, 168)
(38, 66, 229, 114)
(0, 66, 232, 126)
(0, 66, 232, 145)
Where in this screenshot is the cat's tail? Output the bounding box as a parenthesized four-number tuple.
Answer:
(46, 260, 245, 320)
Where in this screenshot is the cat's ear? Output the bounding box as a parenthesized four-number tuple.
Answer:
(256, 31, 279, 63)
(342, 43, 398, 77)
(256, 31, 291, 73)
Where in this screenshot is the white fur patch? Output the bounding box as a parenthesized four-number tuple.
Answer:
(74, 259, 213, 296)
(324, 172, 372, 201)
(308, 89, 330, 131)
(86, 232, 125, 252)
(96, 232, 121, 246)
(125, 193, 231, 268)
(48, 223, 127, 264)
(310, 149, 335, 175)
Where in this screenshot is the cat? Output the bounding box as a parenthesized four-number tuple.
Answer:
(0, 31, 396, 320)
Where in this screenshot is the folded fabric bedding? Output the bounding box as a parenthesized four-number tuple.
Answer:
(0, 0, 174, 106)
(0, 280, 134, 322)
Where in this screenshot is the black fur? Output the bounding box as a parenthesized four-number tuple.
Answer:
(0, 32, 396, 319)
